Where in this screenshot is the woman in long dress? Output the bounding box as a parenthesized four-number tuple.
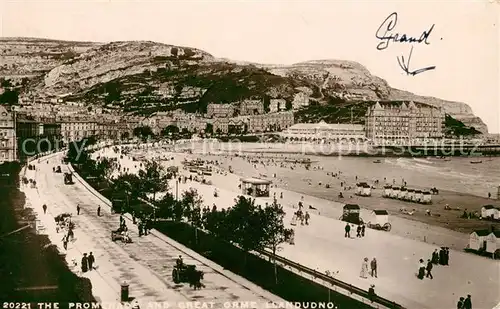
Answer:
(360, 257, 369, 278)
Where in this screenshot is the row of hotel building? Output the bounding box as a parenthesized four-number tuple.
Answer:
(0, 101, 449, 163)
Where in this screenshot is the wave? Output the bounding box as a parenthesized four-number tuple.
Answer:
(412, 158, 434, 165)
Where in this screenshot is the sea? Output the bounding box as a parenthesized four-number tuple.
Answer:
(175, 141, 500, 198)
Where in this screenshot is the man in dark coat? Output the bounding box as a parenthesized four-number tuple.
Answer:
(345, 223, 351, 238)
(361, 224, 366, 237)
(463, 295, 472, 309)
(42, 204, 47, 214)
(77, 204, 81, 215)
(97, 206, 101, 217)
(356, 225, 362, 237)
(457, 297, 465, 309)
(88, 252, 95, 270)
(425, 259, 433, 279)
(444, 248, 450, 265)
(81, 253, 88, 273)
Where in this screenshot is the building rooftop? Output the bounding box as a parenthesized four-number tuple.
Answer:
(240, 177, 272, 185)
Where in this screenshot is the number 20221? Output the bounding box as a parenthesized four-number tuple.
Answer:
(3, 303, 31, 309)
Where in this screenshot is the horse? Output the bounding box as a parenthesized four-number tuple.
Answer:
(188, 270, 205, 290)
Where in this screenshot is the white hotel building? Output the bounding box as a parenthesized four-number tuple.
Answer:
(282, 121, 366, 142)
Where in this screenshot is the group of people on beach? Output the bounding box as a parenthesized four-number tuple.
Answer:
(344, 223, 366, 238)
(417, 247, 450, 280)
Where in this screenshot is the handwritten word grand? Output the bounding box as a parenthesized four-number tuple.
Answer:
(375, 12, 435, 51)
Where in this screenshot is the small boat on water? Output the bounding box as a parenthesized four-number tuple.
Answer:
(470, 160, 483, 164)
(373, 159, 382, 163)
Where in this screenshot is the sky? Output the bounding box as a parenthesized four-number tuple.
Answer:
(1, 0, 499, 132)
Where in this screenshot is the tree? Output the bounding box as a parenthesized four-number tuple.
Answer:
(137, 160, 169, 202)
(133, 126, 154, 140)
(285, 101, 293, 111)
(205, 123, 213, 135)
(161, 125, 179, 136)
(157, 192, 177, 219)
(261, 200, 292, 284)
(227, 196, 266, 266)
(95, 157, 114, 180)
(181, 188, 204, 244)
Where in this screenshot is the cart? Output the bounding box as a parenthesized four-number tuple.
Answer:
(172, 263, 204, 289)
(64, 172, 73, 185)
(339, 204, 363, 225)
(366, 210, 391, 231)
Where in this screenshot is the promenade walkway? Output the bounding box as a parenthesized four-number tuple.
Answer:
(21, 153, 283, 307)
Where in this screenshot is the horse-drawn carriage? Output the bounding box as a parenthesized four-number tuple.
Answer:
(111, 227, 132, 243)
(339, 204, 363, 225)
(172, 259, 204, 289)
(64, 172, 73, 185)
(366, 210, 391, 231)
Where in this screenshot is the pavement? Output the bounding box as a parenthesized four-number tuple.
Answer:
(20, 153, 284, 308)
(96, 147, 500, 309)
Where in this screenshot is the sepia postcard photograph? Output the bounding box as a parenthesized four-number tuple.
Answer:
(0, 1, 499, 309)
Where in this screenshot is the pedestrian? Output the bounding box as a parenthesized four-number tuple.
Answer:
(439, 247, 445, 265)
(88, 252, 95, 270)
(305, 211, 310, 225)
(417, 259, 425, 279)
(360, 257, 369, 278)
(361, 224, 366, 237)
(457, 297, 465, 309)
(425, 259, 433, 279)
(81, 253, 88, 273)
(463, 295, 472, 309)
(62, 235, 68, 250)
(77, 204, 81, 215)
(432, 249, 439, 264)
(368, 284, 376, 302)
(97, 206, 101, 217)
(42, 204, 47, 214)
(444, 247, 450, 265)
(356, 225, 362, 237)
(345, 223, 351, 238)
(370, 258, 377, 278)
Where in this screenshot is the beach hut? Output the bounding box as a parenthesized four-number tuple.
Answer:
(413, 190, 423, 203)
(240, 178, 272, 198)
(390, 186, 400, 199)
(422, 191, 432, 204)
(382, 185, 392, 197)
(367, 210, 391, 231)
(356, 182, 371, 197)
(469, 229, 500, 256)
(340, 204, 362, 224)
(405, 189, 414, 201)
(481, 205, 500, 220)
(397, 187, 407, 200)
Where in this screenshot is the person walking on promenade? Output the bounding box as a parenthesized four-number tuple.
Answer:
(97, 206, 101, 217)
(368, 285, 376, 302)
(88, 252, 95, 271)
(62, 234, 68, 250)
(345, 223, 351, 238)
(81, 253, 89, 273)
(360, 257, 369, 279)
(356, 225, 362, 238)
(361, 224, 366, 237)
(425, 259, 433, 279)
(463, 295, 472, 309)
(432, 249, 439, 264)
(77, 204, 81, 215)
(457, 297, 465, 309)
(439, 247, 445, 265)
(42, 204, 47, 214)
(305, 211, 310, 225)
(417, 259, 425, 279)
(444, 248, 450, 265)
(370, 258, 377, 278)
